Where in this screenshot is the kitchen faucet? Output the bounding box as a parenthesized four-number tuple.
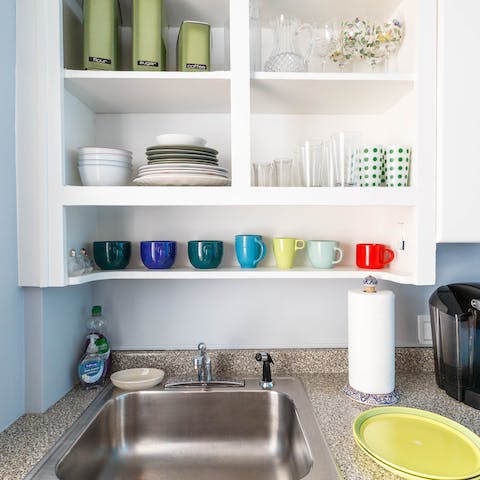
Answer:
(193, 342, 212, 382)
(164, 342, 244, 388)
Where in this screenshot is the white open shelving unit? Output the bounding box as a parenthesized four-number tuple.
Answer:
(16, 0, 436, 287)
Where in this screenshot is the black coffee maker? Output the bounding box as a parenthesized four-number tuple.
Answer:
(429, 284, 480, 409)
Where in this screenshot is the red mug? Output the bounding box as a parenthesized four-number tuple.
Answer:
(356, 243, 395, 269)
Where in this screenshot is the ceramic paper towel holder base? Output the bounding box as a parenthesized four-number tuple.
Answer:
(345, 275, 399, 406)
(343, 383, 399, 406)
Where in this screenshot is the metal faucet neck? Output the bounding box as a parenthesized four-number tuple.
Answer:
(193, 342, 212, 382)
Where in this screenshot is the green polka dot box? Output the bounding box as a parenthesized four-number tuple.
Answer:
(356, 144, 385, 187)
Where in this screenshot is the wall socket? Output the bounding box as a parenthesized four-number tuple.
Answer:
(417, 314, 432, 345)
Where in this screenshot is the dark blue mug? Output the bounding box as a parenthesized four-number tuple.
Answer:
(140, 241, 176, 269)
(235, 235, 266, 268)
(188, 240, 223, 269)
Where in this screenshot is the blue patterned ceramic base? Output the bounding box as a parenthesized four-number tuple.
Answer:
(343, 384, 399, 406)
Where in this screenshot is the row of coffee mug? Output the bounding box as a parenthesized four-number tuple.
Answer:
(85, 238, 396, 272)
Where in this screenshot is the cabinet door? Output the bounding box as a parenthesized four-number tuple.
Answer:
(437, 0, 480, 242)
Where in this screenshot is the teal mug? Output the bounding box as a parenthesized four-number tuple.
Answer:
(307, 240, 343, 269)
(235, 235, 266, 268)
(93, 241, 131, 270)
(188, 240, 223, 269)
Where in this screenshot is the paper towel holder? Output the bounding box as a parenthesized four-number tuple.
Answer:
(343, 276, 400, 406)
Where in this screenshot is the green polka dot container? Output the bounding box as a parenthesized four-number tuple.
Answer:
(356, 145, 384, 187)
(385, 145, 411, 187)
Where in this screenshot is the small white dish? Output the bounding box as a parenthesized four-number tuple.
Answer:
(78, 163, 132, 186)
(155, 134, 207, 147)
(78, 146, 132, 156)
(111, 368, 165, 391)
(78, 153, 132, 163)
(78, 159, 132, 167)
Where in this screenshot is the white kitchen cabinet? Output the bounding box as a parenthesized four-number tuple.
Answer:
(16, 0, 436, 287)
(437, 0, 480, 242)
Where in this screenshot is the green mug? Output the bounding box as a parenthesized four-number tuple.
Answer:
(272, 238, 305, 269)
(188, 240, 223, 269)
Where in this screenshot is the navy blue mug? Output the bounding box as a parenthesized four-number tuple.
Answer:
(140, 241, 176, 269)
(235, 235, 266, 268)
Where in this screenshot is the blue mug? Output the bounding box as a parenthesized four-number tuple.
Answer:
(235, 235, 266, 269)
(140, 241, 176, 269)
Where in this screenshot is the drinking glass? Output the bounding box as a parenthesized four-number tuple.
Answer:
(249, 0, 262, 72)
(314, 21, 337, 72)
(256, 163, 275, 186)
(330, 20, 363, 71)
(251, 163, 258, 186)
(298, 140, 323, 187)
(380, 18, 405, 72)
(342, 18, 368, 54)
(358, 23, 387, 72)
(330, 132, 362, 186)
(274, 158, 293, 186)
(320, 140, 338, 186)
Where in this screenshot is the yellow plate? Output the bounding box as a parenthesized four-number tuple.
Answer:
(355, 441, 480, 480)
(353, 407, 480, 480)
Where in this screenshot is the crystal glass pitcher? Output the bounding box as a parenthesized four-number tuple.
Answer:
(264, 15, 314, 72)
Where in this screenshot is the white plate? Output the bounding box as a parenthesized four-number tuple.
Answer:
(147, 153, 217, 161)
(137, 170, 229, 179)
(110, 368, 165, 391)
(148, 159, 218, 166)
(147, 145, 218, 155)
(155, 134, 207, 147)
(146, 148, 217, 156)
(139, 164, 228, 173)
(133, 173, 230, 186)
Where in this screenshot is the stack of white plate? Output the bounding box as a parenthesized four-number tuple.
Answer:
(133, 143, 230, 186)
(77, 147, 133, 186)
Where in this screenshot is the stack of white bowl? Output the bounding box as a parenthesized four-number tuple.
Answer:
(77, 147, 133, 186)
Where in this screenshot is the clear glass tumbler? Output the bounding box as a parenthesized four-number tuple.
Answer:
(274, 158, 293, 186)
(256, 163, 275, 186)
(299, 140, 323, 187)
(330, 132, 362, 186)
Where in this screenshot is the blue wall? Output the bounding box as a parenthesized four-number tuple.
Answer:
(0, 0, 25, 431)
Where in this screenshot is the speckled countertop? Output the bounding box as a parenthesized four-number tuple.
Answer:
(1, 348, 480, 480)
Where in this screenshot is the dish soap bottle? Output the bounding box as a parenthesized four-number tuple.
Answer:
(78, 306, 111, 389)
(78, 335, 106, 389)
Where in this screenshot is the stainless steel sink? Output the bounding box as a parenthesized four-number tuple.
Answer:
(27, 378, 341, 480)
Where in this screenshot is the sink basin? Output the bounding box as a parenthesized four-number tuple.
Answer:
(27, 378, 341, 480)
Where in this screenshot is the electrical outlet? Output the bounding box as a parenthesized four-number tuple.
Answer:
(417, 314, 432, 345)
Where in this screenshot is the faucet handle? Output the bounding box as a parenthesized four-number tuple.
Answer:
(198, 342, 207, 353)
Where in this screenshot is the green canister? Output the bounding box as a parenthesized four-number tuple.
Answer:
(177, 21, 211, 72)
(83, 0, 120, 70)
(133, 0, 166, 71)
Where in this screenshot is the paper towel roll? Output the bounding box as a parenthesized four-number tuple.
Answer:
(348, 288, 395, 394)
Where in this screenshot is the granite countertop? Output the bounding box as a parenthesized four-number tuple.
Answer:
(1, 349, 480, 480)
